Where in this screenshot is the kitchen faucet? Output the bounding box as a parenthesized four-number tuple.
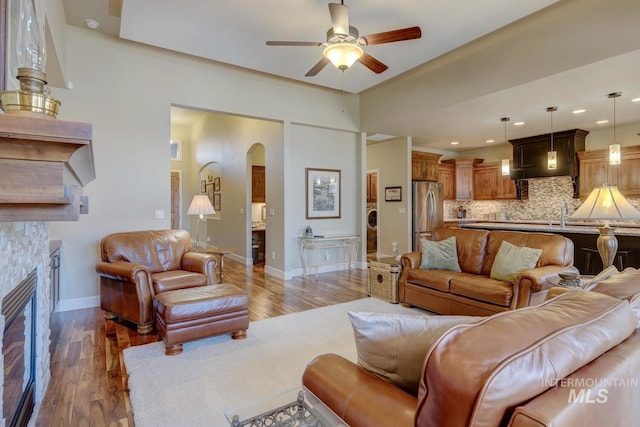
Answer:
(560, 201, 568, 229)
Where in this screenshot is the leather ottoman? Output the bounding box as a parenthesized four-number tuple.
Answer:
(153, 284, 250, 355)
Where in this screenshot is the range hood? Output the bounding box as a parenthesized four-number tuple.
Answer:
(509, 129, 588, 198)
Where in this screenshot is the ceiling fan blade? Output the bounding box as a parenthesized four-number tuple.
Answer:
(305, 57, 331, 77)
(358, 53, 388, 74)
(266, 41, 323, 46)
(329, 3, 350, 36)
(362, 26, 422, 46)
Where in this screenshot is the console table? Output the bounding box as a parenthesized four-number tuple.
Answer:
(297, 235, 359, 277)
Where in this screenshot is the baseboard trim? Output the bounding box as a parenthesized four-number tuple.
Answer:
(56, 295, 100, 312)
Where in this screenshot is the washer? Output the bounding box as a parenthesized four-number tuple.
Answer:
(367, 209, 377, 230)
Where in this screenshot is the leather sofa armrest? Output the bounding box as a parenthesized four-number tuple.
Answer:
(515, 265, 580, 293)
(302, 354, 416, 427)
(401, 252, 421, 269)
(95, 260, 151, 283)
(181, 252, 217, 284)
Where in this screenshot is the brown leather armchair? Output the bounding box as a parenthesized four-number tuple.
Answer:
(95, 229, 217, 334)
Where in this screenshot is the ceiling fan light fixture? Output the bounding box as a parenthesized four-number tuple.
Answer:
(324, 43, 362, 70)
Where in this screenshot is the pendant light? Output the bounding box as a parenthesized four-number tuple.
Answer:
(608, 92, 622, 165)
(547, 106, 558, 170)
(501, 117, 510, 176)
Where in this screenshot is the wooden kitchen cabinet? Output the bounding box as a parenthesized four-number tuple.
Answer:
(437, 162, 455, 200)
(411, 151, 442, 181)
(366, 172, 378, 202)
(578, 145, 640, 197)
(473, 162, 517, 200)
(251, 165, 265, 203)
(441, 158, 483, 200)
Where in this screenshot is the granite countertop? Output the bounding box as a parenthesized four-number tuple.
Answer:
(460, 221, 640, 237)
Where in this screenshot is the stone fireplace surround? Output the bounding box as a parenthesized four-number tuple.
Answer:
(0, 223, 51, 425)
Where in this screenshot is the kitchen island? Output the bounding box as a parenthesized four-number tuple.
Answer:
(460, 221, 640, 274)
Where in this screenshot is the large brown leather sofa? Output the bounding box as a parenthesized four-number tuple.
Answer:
(95, 229, 218, 334)
(399, 227, 578, 316)
(303, 289, 640, 427)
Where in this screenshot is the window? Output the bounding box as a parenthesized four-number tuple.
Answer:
(170, 139, 182, 160)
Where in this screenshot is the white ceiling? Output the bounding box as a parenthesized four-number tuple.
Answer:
(61, 0, 640, 151)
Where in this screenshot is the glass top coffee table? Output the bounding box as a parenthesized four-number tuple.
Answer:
(225, 386, 348, 427)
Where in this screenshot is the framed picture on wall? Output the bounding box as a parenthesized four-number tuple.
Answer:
(213, 193, 221, 211)
(214, 177, 221, 192)
(385, 186, 402, 202)
(306, 168, 341, 219)
(200, 180, 207, 193)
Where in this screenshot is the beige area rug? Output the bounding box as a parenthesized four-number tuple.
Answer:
(123, 297, 424, 427)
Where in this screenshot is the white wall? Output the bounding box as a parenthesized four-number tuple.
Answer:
(367, 138, 412, 256)
(286, 124, 362, 277)
(49, 27, 359, 310)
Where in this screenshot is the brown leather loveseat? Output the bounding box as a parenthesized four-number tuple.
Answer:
(303, 289, 640, 427)
(95, 229, 217, 334)
(399, 227, 577, 316)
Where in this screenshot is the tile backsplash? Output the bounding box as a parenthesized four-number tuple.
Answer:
(444, 176, 640, 222)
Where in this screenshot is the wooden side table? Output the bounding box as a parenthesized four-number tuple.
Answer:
(206, 248, 237, 283)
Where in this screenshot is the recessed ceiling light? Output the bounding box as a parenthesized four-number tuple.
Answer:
(596, 120, 609, 124)
(513, 122, 525, 126)
(485, 139, 495, 143)
(450, 141, 459, 145)
(632, 97, 640, 103)
(572, 109, 586, 114)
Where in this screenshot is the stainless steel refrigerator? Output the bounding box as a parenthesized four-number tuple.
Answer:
(412, 181, 444, 251)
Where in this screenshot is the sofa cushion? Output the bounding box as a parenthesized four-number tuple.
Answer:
(101, 229, 192, 273)
(348, 311, 482, 396)
(433, 227, 489, 274)
(152, 270, 208, 293)
(481, 230, 574, 276)
(584, 267, 640, 327)
(449, 276, 513, 307)
(419, 237, 461, 272)
(415, 291, 637, 427)
(489, 240, 542, 283)
(406, 268, 456, 292)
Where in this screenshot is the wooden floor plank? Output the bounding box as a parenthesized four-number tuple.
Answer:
(36, 259, 370, 425)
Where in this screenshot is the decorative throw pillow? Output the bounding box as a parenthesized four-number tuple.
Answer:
(490, 241, 542, 284)
(348, 311, 483, 395)
(419, 236, 461, 272)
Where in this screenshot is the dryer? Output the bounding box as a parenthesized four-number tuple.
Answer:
(366, 205, 377, 253)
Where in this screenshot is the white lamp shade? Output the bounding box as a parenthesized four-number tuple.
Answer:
(324, 43, 363, 70)
(187, 195, 216, 216)
(569, 185, 640, 220)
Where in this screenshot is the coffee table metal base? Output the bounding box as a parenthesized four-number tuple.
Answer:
(225, 387, 347, 427)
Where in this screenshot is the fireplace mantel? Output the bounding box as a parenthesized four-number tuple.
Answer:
(0, 114, 95, 221)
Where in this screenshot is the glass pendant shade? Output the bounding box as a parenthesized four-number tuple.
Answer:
(324, 43, 363, 70)
(609, 144, 621, 165)
(500, 116, 511, 176)
(547, 151, 557, 169)
(546, 106, 557, 170)
(16, 0, 46, 73)
(608, 92, 622, 165)
(501, 159, 510, 176)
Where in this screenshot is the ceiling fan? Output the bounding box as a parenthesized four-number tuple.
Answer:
(266, 1, 422, 76)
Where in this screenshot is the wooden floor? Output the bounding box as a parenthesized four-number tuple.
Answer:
(35, 260, 369, 426)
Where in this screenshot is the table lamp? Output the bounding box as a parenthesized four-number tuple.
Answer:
(569, 185, 640, 268)
(187, 195, 216, 252)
